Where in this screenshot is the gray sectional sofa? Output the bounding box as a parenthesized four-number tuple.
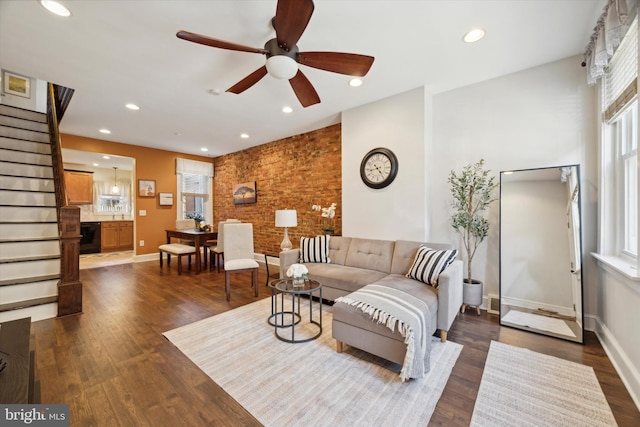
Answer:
(279, 236, 463, 366)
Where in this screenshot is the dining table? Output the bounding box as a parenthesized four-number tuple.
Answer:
(165, 228, 217, 274)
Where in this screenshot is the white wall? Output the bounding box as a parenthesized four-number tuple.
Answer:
(430, 55, 598, 310)
(342, 87, 432, 241)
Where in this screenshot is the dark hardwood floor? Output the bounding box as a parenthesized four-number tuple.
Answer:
(29, 259, 639, 426)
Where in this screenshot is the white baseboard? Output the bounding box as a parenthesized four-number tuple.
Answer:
(590, 314, 640, 411)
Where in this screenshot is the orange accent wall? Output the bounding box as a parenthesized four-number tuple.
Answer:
(60, 133, 213, 255)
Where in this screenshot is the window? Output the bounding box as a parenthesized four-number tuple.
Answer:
(611, 102, 638, 257)
(599, 16, 638, 265)
(176, 158, 213, 223)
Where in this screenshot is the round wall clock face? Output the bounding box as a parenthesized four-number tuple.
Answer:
(360, 147, 398, 189)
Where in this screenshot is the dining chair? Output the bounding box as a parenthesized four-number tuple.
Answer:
(210, 219, 241, 272)
(222, 223, 259, 301)
(158, 219, 197, 274)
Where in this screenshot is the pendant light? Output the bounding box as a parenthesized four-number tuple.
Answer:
(112, 167, 119, 194)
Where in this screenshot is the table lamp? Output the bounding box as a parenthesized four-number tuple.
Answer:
(275, 209, 297, 251)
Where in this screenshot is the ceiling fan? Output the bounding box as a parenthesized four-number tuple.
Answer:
(176, 0, 374, 108)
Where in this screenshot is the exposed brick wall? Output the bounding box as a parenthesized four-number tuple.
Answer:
(213, 124, 342, 255)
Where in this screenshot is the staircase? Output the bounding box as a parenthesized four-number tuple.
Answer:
(0, 103, 60, 322)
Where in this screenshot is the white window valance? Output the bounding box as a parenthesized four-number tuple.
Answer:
(583, 0, 631, 86)
(176, 158, 214, 177)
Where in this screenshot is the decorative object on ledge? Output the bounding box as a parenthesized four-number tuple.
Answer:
(2, 70, 31, 98)
(286, 263, 309, 287)
(275, 209, 297, 251)
(312, 202, 337, 235)
(138, 179, 156, 197)
(159, 192, 173, 206)
(233, 181, 257, 205)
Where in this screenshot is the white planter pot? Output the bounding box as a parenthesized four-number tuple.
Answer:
(462, 279, 483, 315)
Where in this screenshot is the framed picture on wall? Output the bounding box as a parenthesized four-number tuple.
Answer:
(2, 70, 31, 98)
(158, 192, 173, 206)
(138, 179, 156, 197)
(233, 181, 257, 205)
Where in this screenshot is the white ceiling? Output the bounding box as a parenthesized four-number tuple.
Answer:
(1, 0, 605, 160)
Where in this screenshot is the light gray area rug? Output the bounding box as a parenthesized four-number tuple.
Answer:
(502, 309, 576, 338)
(164, 297, 462, 427)
(471, 341, 617, 427)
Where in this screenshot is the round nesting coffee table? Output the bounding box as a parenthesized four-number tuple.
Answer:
(268, 278, 323, 343)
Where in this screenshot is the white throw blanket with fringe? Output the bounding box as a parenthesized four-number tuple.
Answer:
(335, 284, 432, 381)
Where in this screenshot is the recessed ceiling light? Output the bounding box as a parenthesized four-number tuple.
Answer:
(174, 132, 182, 136)
(102, 155, 110, 160)
(349, 78, 363, 87)
(92, 163, 99, 167)
(200, 148, 208, 152)
(463, 28, 486, 43)
(240, 133, 249, 139)
(40, 0, 71, 17)
(125, 103, 140, 110)
(99, 129, 111, 134)
(282, 106, 293, 114)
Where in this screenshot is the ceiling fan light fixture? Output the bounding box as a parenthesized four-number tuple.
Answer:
(266, 55, 298, 80)
(40, 0, 71, 17)
(463, 28, 486, 43)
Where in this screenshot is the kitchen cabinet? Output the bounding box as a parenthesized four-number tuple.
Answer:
(64, 170, 93, 205)
(101, 221, 133, 252)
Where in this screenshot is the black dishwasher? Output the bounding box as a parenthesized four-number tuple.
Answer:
(80, 222, 101, 254)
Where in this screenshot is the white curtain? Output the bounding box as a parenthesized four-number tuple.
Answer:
(176, 158, 214, 177)
(584, 0, 630, 85)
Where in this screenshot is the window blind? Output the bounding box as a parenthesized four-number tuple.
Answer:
(603, 17, 637, 121)
(176, 158, 214, 177)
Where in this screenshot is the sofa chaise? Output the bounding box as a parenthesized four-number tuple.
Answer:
(279, 236, 463, 367)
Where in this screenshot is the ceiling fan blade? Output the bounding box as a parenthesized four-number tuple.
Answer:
(177, 30, 268, 54)
(274, 0, 315, 51)
(289, 70, 320, 108)
(298, 52, 375, 77)
(226, 66, 268, 94)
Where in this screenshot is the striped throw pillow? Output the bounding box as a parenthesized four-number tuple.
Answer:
(299, 235, 331, 263)
(406, 246, 457, 288)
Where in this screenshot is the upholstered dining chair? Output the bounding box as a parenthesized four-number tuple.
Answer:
(222, 223, 259, 301)
(210, 219, 241, 272)
(158, 219, 197, 274)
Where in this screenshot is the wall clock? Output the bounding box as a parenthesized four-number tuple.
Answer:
(360, 147, 398, 189)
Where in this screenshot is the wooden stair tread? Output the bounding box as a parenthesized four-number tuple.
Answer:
(0, 273, 61, 287)
(0, 254, 60, 264)
(0, 296, 58, 313)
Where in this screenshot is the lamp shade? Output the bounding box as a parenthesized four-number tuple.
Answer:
(275, 209, 297, 227)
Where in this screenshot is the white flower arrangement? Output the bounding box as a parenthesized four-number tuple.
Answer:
(312, 202, 337, 233)
(286, 263, 309, 279)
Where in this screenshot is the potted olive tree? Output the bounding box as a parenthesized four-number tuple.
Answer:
(448, 159, 498, 315)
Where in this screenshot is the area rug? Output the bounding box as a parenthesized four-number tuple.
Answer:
(163, 297, 462, 427)
(502, 309, 576, 338)
(470, 341, 617, 427)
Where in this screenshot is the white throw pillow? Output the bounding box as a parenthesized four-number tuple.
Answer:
(406, 246, 457, 288)
(299, 235, 331, 263)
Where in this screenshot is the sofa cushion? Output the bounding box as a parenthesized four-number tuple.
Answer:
(327, 236, 351, 266)
(304, 263, 388, 294)
(344, 238, 394, 273)
(406, 246, 457, 288)
(299, 235, 330, 263)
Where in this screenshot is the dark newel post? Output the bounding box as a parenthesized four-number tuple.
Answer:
(58, 201, 83, 316)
